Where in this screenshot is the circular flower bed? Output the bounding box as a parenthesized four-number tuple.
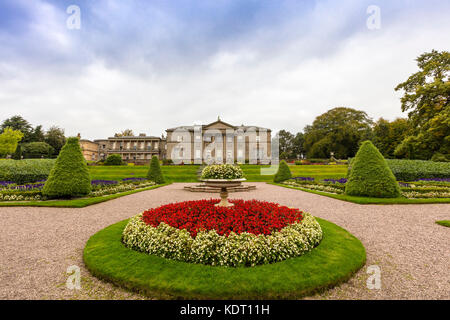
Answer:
(200, 164, 244, 180)
(122, 199, 323, 267)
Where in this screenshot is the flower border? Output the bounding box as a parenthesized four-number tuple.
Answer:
(122, 211, 322, 267)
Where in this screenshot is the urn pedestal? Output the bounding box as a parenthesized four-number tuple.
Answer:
(201, 179, 246, 207)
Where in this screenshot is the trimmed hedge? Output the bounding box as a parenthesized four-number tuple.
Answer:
(386, 159, 450, 181)
(104, 154, 123, 166)
(147, 156, 165, 184)
(273, 160, 292, 182)
(348, 158, 450, 181)
(0, 159, 55, 184)
(345, 141, 400, 198)
(42, 137, 91, 198)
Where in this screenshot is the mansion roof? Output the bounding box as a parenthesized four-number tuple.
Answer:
(166, 119, 271, 132)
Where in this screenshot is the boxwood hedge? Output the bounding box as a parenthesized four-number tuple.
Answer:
(0, 159, 55, 184)
(348, 158, 450, 181)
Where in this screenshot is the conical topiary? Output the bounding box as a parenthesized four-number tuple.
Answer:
(147, 155, 165, 184)
(42, 137, 91, 198)
(345, 140, 400, 198)
(273, 160, 292, 182)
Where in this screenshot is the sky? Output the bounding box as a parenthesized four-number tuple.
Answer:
(0, 0, 449, 140)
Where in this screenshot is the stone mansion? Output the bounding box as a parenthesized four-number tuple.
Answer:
(80, 119, 272, 164)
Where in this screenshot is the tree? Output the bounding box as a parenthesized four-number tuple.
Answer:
(291, 132, 305, 159)
(30, 125, 45, 142)
(278, 130, 295, 159)
(0, 127, 24, 157)
(44, 126, 66, 155)
(373, 118, 410, 158)
(114, 129, 134, 137)
(21, 142, 55, 159)
(394, 50, 450, 159)
(345, 141, 400, 198)
(1, 115, 33, 142)
(147, 156, 165, 184)
(273, 160, 292, 182)
(304, 107, 373, 159)
(42, 137, 91, 198)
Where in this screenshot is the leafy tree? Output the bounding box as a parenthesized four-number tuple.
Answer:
(30, 125, 45, 142)
(394, 50, 450, 159)
(147, 155, 165, 184)
(278, 130, 295, 159)
(44, 126, 66, 155)
(304, 107, 373, 159)
(273, 160, 292, 182)
(373, 118, 410, 158)
(0, 127, 24, 157)
(42, 137, 91, 198)
(345, 141, 400, 198)
(1, 115, 33, 142)
(291, 132, 305, 159)
(114, 129, 134, 137)
(21, 142, 55, 159)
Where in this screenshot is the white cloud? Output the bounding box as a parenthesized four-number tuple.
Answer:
(0, 1, 449, 140)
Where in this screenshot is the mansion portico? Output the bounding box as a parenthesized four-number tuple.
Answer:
(165, 118, 272, 164)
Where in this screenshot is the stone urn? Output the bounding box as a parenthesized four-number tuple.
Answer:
(201, 178, 246, 207)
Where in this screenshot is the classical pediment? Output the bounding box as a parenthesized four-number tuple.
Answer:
(203, 119, 236, 130)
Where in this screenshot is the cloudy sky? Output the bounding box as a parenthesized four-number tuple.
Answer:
(0, 0, 449, 140)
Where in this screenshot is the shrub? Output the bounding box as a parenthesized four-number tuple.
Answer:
(0, 159, 55, 184)
(21, 142, 54, 159)
(386, 159, 450, 181)
(104, 154, 123, 165)
(345, 141, 400, 198)
(42, 137, 91, 198)
(201, 164, 244, 180)
(431, 152, 449, 162)
(147, 155, 165, 184)
(273, 160, 292, 182)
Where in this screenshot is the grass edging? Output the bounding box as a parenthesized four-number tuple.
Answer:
(269, 182, 450, 205)
(0, 183, 171, 208)
(435, 220, 450, 228)
(83, 217, 366, 299)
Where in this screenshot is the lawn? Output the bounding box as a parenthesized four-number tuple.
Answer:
(88, 164, 348, 182)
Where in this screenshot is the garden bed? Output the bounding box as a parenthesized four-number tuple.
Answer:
(84, 217, 366, 299)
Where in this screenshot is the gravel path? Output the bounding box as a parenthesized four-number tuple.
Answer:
(0, 183, 448, 300)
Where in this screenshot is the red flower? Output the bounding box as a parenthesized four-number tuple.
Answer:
(141, 199, 303, 238)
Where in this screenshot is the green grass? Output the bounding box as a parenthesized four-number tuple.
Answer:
(271, 183, 450, 204)
(0, 183, 170, 208)
(435, 220, 450, 228)
(88, 164, 348, 183)
(83, 217, 366, 299)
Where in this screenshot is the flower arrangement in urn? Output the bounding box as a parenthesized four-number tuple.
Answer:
(200, 164, 244, 180)
(200, 164, 246, 207)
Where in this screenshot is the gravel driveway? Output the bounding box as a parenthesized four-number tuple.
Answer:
(0, 183, 448, 300)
